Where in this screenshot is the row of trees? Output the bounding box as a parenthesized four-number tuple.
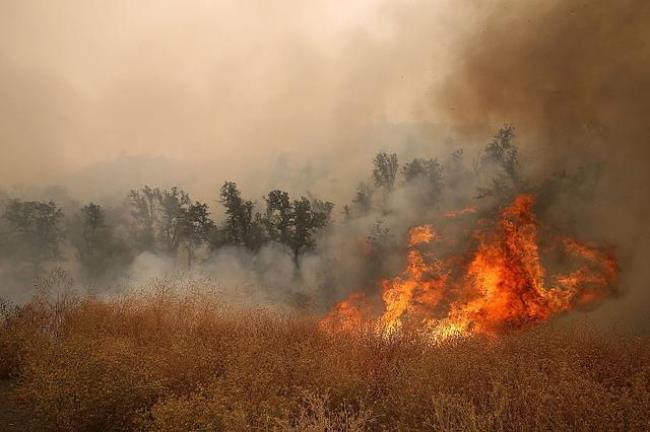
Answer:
(0, 181, 334, 282)
(1, 126, 531, 285)
(346, 125, 523, 219)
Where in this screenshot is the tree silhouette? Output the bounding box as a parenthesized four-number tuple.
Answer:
(155, 187, 191, 255)
(178, 201, 214, 268)
(289, 197, 332, 266)
(264, 190, 293, 245)
(477, 125, 524, 199)
(2, 199, 64, 276)
(127, 186, 158, 251)
(219, 182, 264, 251)
(372, 152, 399, 192)
(351, 182, 373, 216)
(73, 203, 132, 281)
(402, 157, 444, 206)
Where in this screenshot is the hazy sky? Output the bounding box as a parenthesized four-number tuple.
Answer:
(0, 0, 647, 215)
(0, 0, 478, 201)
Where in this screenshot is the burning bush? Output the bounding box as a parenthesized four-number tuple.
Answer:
(323, 194, 618, 342)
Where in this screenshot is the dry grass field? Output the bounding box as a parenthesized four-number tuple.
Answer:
(1, 285, 649, 431)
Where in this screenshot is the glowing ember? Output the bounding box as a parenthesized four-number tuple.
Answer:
(322, 194, 618, 342)
(408, 225, 436, 246)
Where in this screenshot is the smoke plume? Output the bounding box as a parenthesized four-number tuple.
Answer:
(435, 0, 650, 327)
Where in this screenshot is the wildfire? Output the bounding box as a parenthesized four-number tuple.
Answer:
(319, 292, 368, 332)
(408, 224, 436, 246)
(321, 195, 618, 342)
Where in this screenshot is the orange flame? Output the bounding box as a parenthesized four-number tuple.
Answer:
(320, 292, 367, 332)
(322, 195, 618, 342)
(408, 224, 436, 246)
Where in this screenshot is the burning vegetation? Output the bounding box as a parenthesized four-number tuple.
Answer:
(323, 194, 618, 341)
(0, 0, 648, 429)
(0, 124, 622, 334)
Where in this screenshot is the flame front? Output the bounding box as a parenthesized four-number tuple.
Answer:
(322, 195, 618, 342)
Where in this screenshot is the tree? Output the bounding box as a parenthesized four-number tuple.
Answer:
(178, 201, 214, 268)
(402, 158, 444, 206)
(261, 190, 333, 262)
(219, 182, 264, 251)
(443, 149, 469, 189)
(155, 187, 190, 255)
(367, 219, 396, 261)
(127, 186, 158, 251)
(264, 189, 293, 244)
(342, 205, 352, 221)
(289, 197, 333, 266)
(78, 203, 106, 273)
(2, 199, 65, 275)
(73, 203, 131, 281)
(477, 125, 524, 199)
(482, 125, 519, 180)
(311, 198, 335, 225)
(443, 148, 475, 208)
(351, 182, 373, 216)
(372, 152, 399, 213)
(372, 152, 399, 191)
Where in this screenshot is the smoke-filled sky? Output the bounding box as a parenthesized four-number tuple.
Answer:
(1, 1, 649, 321)
(436, 0, 650, 326)
(1, 0, 648, 195)
(0, 0, 478, 202)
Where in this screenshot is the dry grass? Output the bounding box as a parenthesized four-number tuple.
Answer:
(1, 285, 649, 431)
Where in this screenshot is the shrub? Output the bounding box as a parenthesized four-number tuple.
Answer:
(1, 285, 648, 431)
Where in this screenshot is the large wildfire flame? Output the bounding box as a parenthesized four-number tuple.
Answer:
(322, 195, 617, 342)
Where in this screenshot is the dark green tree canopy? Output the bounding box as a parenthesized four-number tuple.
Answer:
(219, 181, 260, 250)
(289, 196, 333, 264)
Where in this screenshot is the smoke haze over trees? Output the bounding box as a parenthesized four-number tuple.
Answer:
(0, 0, 648, 328)
(0, 126, 623, 331)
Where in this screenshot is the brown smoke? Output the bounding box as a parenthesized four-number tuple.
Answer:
(436, 0, 650, 327)
(0, 0, 459, 202)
